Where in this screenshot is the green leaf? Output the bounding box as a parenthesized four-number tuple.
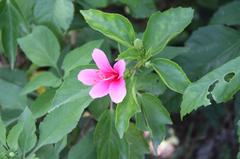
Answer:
(37, 97, 92, 148)
(95, 110, 126, 159)
(80, 9, 136, 47)
(35, 145, 58, 159)
(34, 0, 74, 31)
(117, 48, 140, 61)
(30, 89, 56, 119)
(0, 0, 22, 68)
(54, 136, 67, 154)
(18, 107, 37, 155)
(136, 71, 166, 96)
(0, 117, 6, 146)
(18, 25, 60, 68)
(181, 56, 240, 118)
(176, 25, 240, 79)
(78, 0, 109, 8)
(115, 79, 140, 138)
(120, 0, 156, 18)
(210, 1, 240, 25)
(88, 97, 109, 120)
(52, 66, 93, 111)
(125, 124, 149, 159)
(0, 78, 27, 110)
(0, 68, 27, 86)
(68, 131, 96, 159)
(143, 7, 194, 55)
(21, 72, 61, 95)
(157, 46, 190, 60)
(152, 58, 190, 94)
(62, 39, 103, 75)
(140, 93, 172, 146)
(15, 0, 35, 21)
(7, 122, 24, 151)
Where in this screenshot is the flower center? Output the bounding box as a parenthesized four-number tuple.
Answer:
(97, 70, 118, 81)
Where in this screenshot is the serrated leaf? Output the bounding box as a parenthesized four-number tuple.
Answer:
(143, 7, 194, 55)
(18, 26, 60, 68)
(7, 122, 24, 151)
(0, 117, 6, 146)
(21, 72, 61, 95)
(115, 79, 140, 138)
(152, 58, 190, 94)
(181, 56, 240, 118)
(68, 131, 96, 159)
(34, 0, 74, 31)
(140, 93, 172, 147)
(18, 107, 37, 155)
(0, 0, 22, 68)
(210, 1, 240, 25)
(80, 9, 136, 47)
(62, 39, 103, 75)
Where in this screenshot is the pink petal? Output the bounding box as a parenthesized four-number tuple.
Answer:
(89, 81, 110, 98)
(92, 49, 113, 72)
(113, 60, 126, 77)
(78, 69, 99, 86)
(109, 78, 126, 103)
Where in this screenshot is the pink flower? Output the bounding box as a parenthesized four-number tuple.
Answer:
(77, 49, 126, 103)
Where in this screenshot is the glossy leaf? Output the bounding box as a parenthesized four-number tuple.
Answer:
(34, 0, 74, 31)
(181, 56, 240, 118)
(18, 107, 37, 154)
(21, 72, 61, 95)
(152, 58, 191, 94)
(210, 1, 240, 25)
(140, 93, 172, 146)
(62, 39, 103, 75)
(143, 7, 194, 55)
(68, 131, 96, 159)
(18, 26, 60, 68)
(115, 79, 140, 138)
(117, 48, 140, 61)
(0, 0, 22, 68)
(81, 9, 136, 47)
(7, 122, 24, 151)
(0, 117, 6, 146)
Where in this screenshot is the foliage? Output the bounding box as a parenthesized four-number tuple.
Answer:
(0, 0, 239, 158)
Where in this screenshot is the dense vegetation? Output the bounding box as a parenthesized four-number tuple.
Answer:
(0, 0, 240, 158)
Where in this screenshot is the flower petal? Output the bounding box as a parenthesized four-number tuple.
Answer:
(109, 78, 126, 103)
(78, 69, 99, 86)
(89, 81, 110, 98)
(113, 60, 126, 77)
(92, 48, 113, 72)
